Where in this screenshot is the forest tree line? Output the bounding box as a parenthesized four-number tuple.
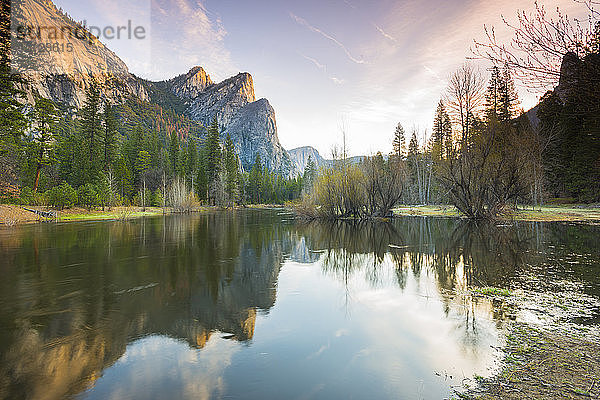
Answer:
(0, 76, 304, 210)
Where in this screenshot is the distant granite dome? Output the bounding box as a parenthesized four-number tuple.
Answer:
(287, 146, 330, 176)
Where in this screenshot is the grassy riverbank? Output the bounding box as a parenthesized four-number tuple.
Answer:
(394, 205, 600, 222)
(0, 205, 171, 225)
(463, 323, 600, 400)
(0, 204, 289, 226)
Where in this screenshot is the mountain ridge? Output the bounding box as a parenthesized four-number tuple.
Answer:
(12, 0, 291, 174)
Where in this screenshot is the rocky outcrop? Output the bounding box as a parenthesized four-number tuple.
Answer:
(166, 66, 214, 100)
(287, 146, 365, 176)
(186, 72, 255, 127)
(526, 51, 600, 131)
(223, 98, 290, 172)
(556, 52, 583, 101)
(164, 71, 291, 174)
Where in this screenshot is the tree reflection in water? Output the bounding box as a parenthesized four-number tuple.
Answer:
(1, 211, 599, 400)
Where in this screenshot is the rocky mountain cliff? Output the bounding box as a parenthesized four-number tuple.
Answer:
(12, 0, 292, 174)
(526, 51, 600, 131)
(287, 146, 366, 176)
(154, 68, 291, 173)
(11, 0, 149, 106)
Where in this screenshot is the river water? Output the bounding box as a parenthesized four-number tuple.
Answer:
(1, 210, 599, 399)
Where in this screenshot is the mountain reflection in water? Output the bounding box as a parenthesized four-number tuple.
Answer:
(1, 210, 599, 400)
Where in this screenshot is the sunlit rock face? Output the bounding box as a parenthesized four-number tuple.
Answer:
(11, 0, 149, 107)
(167, 66, 214, 100)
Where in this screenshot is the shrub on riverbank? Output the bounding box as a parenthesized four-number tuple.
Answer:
(295, 154, 406, 220)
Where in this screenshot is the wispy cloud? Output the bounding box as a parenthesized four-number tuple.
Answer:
(300, 53, 326, 71)
(289, 12, 366, 65)
(298, 53, 345, 85)
(373, 24, 396, 42)
(148, 0, 236, 81)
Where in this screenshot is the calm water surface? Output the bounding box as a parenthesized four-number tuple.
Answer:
(1, 210, 599, 400)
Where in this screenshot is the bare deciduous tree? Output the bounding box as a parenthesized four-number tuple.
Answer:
(472, 0, 600, 90)
(445, 63, 486, 143)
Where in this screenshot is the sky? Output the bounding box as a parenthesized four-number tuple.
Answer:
(53, 0, 589, 157)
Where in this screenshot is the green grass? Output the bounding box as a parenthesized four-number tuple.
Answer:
(57, 210, 164, 222)
(473, 286, 511, 297)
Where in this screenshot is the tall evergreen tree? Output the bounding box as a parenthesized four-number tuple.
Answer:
(432, 100, 452, 158)
(498, 64, 520, 122)
(485, 65, 502, 121)
(204, 118, 222, 204)
(102, 103, 118, 171)
(408, 130, 419, 160)
(114, 154, 134, 200)
(31, 96, 59, 192)
(248, 153, 263, 204)
(168, 131, 179, 177)
(79, 81, 102, 183)
(0, 8, 27, 196)
(135, 150, 151, 210)
(223, 134, 238, 207)
(392, 123, 406, 158)
(186, 138, 198, 180)
(303, 155, 317, 192)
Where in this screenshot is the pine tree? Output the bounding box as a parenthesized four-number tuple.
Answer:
(223, 134, 238, 207)
(392, 123, 406, 158)
(303, 155, 317, 192)
(135, 150, 151, 210)
(0, 12, 27, 196)
(498, 64, 520, 122)
(168, 131, 179, 177)
(79, 81, 102, 183)
(102, 103, 118, 171)
(408, 130, 419, 160)
(204, 118, 222, 204)
(114, 154, 133, 200)
(485, 65, 501, 121)
(0, 0, 27, 149)
(249, 153, 262, 204)
(432, 100, 452, 159)
(186, 138, 198, 180)
(31, 96, 59, 192)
